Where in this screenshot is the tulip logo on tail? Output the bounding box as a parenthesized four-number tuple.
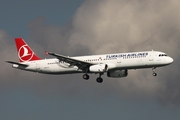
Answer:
(18, 45, 34, 62)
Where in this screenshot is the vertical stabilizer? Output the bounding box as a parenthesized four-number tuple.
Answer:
(15, 38, 41, 62)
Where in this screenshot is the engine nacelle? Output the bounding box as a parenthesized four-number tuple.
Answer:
(89, 64, 108, 73)
(107, 70, 128, 78)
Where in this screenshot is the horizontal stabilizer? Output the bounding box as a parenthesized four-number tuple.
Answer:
(6, 61, 29, 67)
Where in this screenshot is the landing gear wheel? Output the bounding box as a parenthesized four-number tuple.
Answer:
(96, 77, 103, 83)
(152, 67, 157, 77)
(152, 73, 157, 76)
(83, 74, 89, 80)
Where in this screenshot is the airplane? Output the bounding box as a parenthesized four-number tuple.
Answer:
(6, 38, 173, 83)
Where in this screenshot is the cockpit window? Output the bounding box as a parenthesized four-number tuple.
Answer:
(159, 54, 167, 57)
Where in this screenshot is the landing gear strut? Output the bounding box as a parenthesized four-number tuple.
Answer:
(152, 67, 157, 76)
(96, 73, 103, 83)
(83, 68, 90, 80)
(83, 70, 104, 83)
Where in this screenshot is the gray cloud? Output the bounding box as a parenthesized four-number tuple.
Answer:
(27, 16, 92, 56)
(68, 0, 180, 106)
(1, 0, 180, 106)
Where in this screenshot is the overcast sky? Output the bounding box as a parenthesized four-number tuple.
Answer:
(1, 0, 180, 120)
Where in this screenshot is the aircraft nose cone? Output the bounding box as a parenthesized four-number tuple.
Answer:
(168, 57, 174, 64)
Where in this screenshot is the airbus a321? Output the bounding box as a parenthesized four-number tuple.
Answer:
(6, 38, 173, 83)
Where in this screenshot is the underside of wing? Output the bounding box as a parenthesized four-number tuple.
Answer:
(46, 52, 95, 71)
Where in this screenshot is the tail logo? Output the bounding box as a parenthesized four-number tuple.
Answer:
(18, 45, 34, 62)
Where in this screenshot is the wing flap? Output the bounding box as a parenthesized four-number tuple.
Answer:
(46, 52, 94, 70)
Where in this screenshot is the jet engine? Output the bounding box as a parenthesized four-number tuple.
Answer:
(107, 70, 128, 78)
(89, 64, 108, 73)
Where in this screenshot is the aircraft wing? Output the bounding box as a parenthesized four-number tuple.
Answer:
(6, 61, 29, 67)
(46, 52, 95, 71)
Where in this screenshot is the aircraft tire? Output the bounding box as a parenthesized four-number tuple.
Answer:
(96, 77, 103, 83)
(152, 73, 157, 76)
(83, 74, 89, 80)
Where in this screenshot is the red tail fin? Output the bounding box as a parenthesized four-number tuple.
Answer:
(15, 38, 41, 62)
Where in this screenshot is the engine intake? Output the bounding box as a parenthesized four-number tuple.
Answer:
(107, 70, 128, 78)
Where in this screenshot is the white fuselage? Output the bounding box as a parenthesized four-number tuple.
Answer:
(12, 51, 173, 74)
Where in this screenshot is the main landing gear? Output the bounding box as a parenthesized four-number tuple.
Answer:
(96, 73, 103, 83)
(83, 74, 89, 80)
(96, 77, 103, 83)
(152, 67, 157, 76)
(82, 73, 103, 83)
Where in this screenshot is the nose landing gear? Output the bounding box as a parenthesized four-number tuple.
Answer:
(152, 72, 157, 76)
(152, 67, 157, 76)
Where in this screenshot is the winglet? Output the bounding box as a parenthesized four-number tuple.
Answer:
(45, 51, 49, 55)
